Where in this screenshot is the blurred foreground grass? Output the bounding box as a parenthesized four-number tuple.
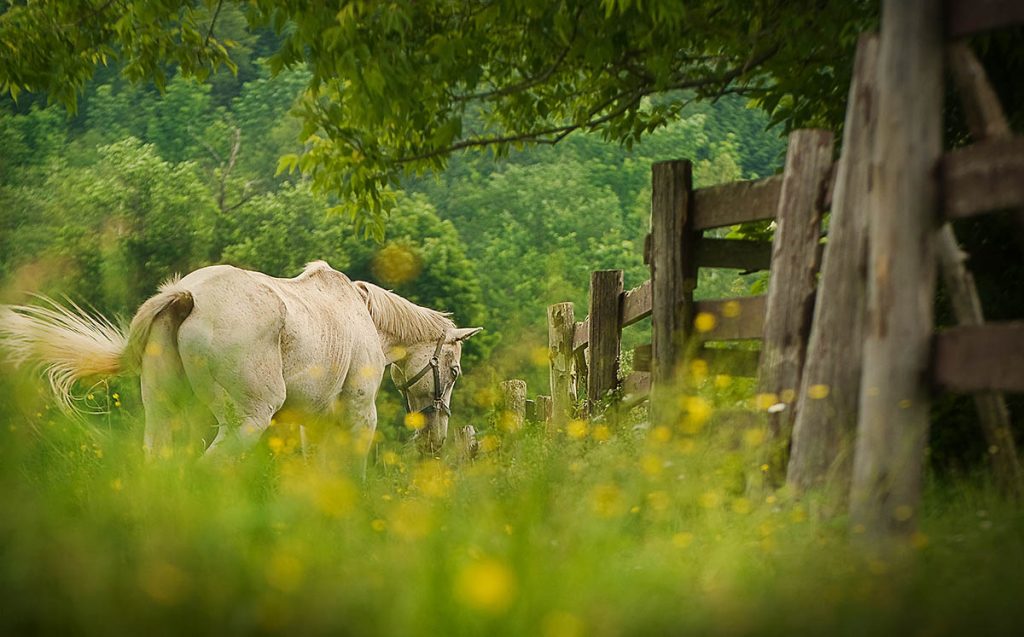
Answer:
(1, 369, 1022, 636)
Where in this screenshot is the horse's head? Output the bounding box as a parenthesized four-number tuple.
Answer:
(391, 326, 482, 456)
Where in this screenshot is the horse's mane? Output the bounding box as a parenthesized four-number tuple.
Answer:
(355, 280, 454, 344)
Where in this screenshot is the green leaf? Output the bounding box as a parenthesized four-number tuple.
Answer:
(275, 153, 299, 176)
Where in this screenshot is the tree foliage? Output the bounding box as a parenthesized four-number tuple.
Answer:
(1, 0, 875, 235)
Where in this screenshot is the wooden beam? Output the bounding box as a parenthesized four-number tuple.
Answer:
(633, 343, 652, 373)
(947, 0, 1024, 38)
(650, 161, 696, 392)
(943, 137, 1024, 220)
(693, 295, 766, 341)
(948, 42, 1012, 141)
(622, 371, 651, 398)
(695, 237, 773, 271)
(851, 0, 943, 541)
(621, 371, 651, 409)
(587, 270, 624, 411)
(573, 319, 588, 352)
(547, 302, 577, 426)
(699, 347, 760, 378)
(788, 34, 878, 496)
(757, 128, 834, 472)
(692, 174, 783, 231)
(933, 323, 1024, 393)
(622, 279, 652, 327)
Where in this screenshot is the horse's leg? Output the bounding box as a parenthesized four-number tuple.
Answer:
(348, 395, 379, 466)
(140, 310, 197, 458)
(335, 364, 383, 476)
(204, 365, 286, 459)
(180, 332, 287, 460)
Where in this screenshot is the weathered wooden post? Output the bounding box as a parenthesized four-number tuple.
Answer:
(499, 379, 527, 432)
(757, 128, 834, 482)
(850, 0, 943, 540)
(586, 270, 623, 413)
(650, 160, 695, 423)
(788, 35, 878, 496)
(574, 329, 589, 412)
(535, 395, 553, 429)
(547, 302, 577, 426)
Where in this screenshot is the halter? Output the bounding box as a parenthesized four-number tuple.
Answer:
(394, 334, 454, 417)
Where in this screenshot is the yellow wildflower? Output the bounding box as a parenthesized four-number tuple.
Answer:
(453, 558, 517, 614)
(566, 419, 589, 440)
(404, 412, 427, 430)
(693, 312, 717, 333)
(808, 384, 830, 399)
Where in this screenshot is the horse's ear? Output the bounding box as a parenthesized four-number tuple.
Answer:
(449, 327, 483, 342)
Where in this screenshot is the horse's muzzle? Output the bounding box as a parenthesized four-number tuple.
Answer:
(415, 413, 448, 457)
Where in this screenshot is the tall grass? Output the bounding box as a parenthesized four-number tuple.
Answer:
(0, 368, 1022, 636)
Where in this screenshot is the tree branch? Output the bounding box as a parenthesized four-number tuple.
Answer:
(455, 7, 583, 102)
(396, 48, 780, 165)
(204, 0, 224, 47)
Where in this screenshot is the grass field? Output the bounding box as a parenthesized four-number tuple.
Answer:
(1, 369, 1022, 637)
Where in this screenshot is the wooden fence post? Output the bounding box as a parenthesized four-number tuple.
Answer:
(547, 302, 577, 426)
(587, 270, 624, 413)
(535, 395, 553, 429)
(850, 0, 943, 541)
(650, 160, 695, 423)
(788, 35, 878, 496)
(499, 379, 527, 432)
(757, 128, 834, 481)
(574, 332, 589, 413)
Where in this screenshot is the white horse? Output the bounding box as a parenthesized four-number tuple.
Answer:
(0, 261, 481, 459)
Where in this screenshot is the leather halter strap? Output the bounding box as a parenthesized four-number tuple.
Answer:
(394, 334, 453, 417)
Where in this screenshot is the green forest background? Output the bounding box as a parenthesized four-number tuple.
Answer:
(0, 19, 783, 436)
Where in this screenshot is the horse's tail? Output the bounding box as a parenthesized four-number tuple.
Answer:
(0, 277, 193, 413)
(122, 277, 194, 372)
(0, 298, 128, 413)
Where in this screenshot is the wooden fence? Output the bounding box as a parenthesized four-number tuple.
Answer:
(504, 0, 1024, 542)
(540, 126, 834, 428)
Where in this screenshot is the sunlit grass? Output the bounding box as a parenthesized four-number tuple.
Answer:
(0, 369, 1022, 636)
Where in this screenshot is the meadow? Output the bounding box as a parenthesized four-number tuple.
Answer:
(2, 366, 1022, 637)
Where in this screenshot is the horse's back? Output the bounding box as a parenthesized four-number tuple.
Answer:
(172, 262, 383, 412)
